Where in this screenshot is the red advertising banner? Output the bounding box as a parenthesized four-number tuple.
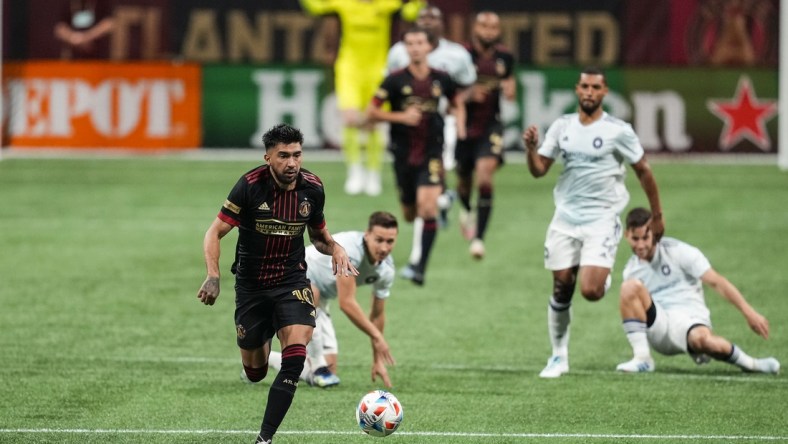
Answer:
(3, 62, 201, 149)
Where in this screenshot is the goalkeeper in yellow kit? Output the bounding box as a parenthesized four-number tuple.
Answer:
(300, 0, 425, 196)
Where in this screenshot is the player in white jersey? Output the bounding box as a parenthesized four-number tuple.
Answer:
(522, 67, 664, 378)
(616, 207, 779, 374)
(267, 211, 399, 387)
(386, 5, 477, 283)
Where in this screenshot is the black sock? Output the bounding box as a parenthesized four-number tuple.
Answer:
(459, 191, 472, 212)
(476, 185, 493, 240)
(243, 364, 268, 383)
(417, 218, 438, 273)
(259, 344, 306, 440)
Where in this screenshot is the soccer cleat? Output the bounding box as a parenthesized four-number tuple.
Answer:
(308, 366, 341, 388)
(254, 434, 272, 444)
(399, 263, 424, 286)
(469, 238, 485, 260)
(344, 164, 365, 195)
(458, 208, 476, 241)
(399, 263, 418, 280)
(364, 170, 382, 196)
(539, 355, 569, 378)
(616, 357, 655, 373)
(750, 357, 780, 375)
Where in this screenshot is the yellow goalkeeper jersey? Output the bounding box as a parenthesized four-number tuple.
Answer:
(301, 0, 423, 67)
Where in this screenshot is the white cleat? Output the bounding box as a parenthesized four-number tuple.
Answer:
(539, 356, 569, 378)
(616, 357, 655, 373)
(469, 238, 485, 260)
(364, 170, 382, 196)
(750, 357, 780, 375)
(344, 164, 365, 195)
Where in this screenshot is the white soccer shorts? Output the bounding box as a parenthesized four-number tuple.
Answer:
(543, 213, 622, 270)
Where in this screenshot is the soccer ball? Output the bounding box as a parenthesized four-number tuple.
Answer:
(355, 390, 403, 437)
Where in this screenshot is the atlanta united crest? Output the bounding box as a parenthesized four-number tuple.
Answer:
(298, 200, 312, 217)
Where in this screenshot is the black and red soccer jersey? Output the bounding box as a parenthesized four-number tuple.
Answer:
(218, 165, 326, 290)
(465, 45, 514, 139)
(372, 68, 459, 166)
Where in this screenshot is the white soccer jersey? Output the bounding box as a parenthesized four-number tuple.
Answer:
(305, 231, 395, 301)
(622, 237, 712, 324)
(538, 112, 645, 225)
(385, 38, 477, 86)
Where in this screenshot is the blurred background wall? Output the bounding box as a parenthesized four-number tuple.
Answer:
(1, 0, 779, 153)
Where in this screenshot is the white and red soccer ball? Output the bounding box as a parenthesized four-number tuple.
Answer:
(355, 390, 404, 437)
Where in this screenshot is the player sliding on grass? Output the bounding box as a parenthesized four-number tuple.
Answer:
(615, 207, 780, 374)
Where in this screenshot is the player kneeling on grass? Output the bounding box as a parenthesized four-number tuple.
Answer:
(616, 207, 780, 374)
(267, 211, 399, 388)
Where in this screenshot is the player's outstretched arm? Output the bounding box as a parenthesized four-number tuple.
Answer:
(309, 226, 359, 277)
(631, 157, 665, 240)
(299, 0, 336, 16)
(336, 279, 395, 386)
(198, 218, 233, 306)
(701, 268, 770, 339)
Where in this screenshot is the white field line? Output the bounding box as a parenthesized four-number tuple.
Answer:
(91, 356, 787, 384)
(0, 429, 787, 440)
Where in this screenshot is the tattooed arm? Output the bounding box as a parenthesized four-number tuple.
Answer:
(198, 217, 234, 306)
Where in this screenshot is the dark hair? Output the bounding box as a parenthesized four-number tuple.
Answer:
(580, 66, 606, 84)
(262, 123, 304, 150)
(626, 207, 652, 230)
(402, 26, 438, 48)
(368, 211, 398, 231)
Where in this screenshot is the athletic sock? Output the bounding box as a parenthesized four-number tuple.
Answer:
(459, 191, 472, 212)
(726, 344, 756, 371)
(416, 218, 438, 273)
(408, 217, 424, 266)
(547, 297, 571, 357)
(475, 185, 493, 240)
(621, 319, 651, 360)
(260, 344, 307, 440)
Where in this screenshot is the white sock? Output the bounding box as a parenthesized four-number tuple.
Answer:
(268, 351, 282, 371)
(408, 217, 424, 265)
(268, 350, 313, 381)
(308, 309, 329, 370)
(622, 319, 651, 360)
(547, 297, 571, 357)
(727, 344, 756, 371)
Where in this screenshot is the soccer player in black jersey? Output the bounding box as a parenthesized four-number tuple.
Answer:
(367, 27, 466, 285)
(455, 11, 515, 260)
(197, 123, 357, 444)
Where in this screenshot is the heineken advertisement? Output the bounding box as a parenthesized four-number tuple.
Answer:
(202, 65, 778, 154)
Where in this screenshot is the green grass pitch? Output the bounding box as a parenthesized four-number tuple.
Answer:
(0, 156, 786, 443)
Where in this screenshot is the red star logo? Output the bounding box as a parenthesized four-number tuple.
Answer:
(707, 76, 777, 151)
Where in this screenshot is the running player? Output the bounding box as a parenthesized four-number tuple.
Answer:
(455, 11, 515, 260)
(522, 67, 664, 378)
(368, 26, 466, 286)
(197, 123, 358, 444)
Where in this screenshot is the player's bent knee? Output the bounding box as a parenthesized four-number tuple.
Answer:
(243, 364, 268, 383)
(619, 280, 643, 301)
(580, 286, 605, 302)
